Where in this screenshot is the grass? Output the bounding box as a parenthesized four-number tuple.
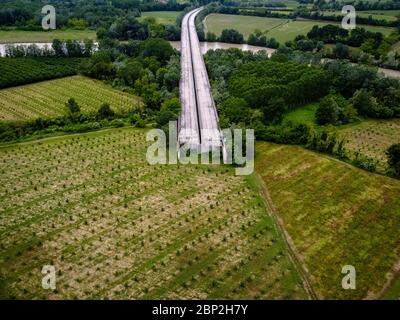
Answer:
(204, 14, 288, 39)
(285, 0, 304, 9)
(363, 9, 400, 17)
(0, 127, 307, 300)
(320, 10, 398, 22)
(283, 103, 318, 125)
(383, 276, 400, 300)
(139, 11, 181, 25)
(0, 29, 96, 44)
(204, 14, 395, 43)
(338, 119, 400, 172)
(255, 141, 400, 299)
(0, 75, 142, 121)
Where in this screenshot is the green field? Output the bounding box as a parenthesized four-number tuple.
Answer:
(204, 14, 288, 39)
(320, 10, 398, 22)
(0, 127, 307, 299)
(363, 9, 400, 17)
(204, 14, 395, 43)
(383, 276, 400, 299)
(139, 11, 181, 25)
(283, 103, 318, 125)
(0, 76, 142, 121)
(256, 142, 400, 299)
(0, 30, 96, 44)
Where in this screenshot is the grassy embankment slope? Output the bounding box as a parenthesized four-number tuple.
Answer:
(255, 142, 400, 299)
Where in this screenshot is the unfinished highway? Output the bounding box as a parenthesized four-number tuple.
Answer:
(178, 8, 222, 153)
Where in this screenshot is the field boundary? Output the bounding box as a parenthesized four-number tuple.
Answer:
(375, 260, 400, 299)
(254, 172, 319, 300)
(0, 126, 143, 149)
(266, 19, 290, 32)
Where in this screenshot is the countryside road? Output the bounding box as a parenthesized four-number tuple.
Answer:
(179, 8, 222, 153)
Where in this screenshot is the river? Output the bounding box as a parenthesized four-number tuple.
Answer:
(169, 41, 276, 56)
(1, 41, 399, 78)
(0, 41, 275, 57)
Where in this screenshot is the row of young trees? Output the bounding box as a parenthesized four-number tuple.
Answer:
(205, 28, 279, 48)
(4, 39, 96, 58)
(0, 57, 83, 88)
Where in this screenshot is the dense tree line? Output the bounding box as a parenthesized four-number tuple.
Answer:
(0, 57, 84, 88)
(296, 9, 400, 28)
(0, 0, 138, 28)
(205, 48, 329, 126)
(202, 4, 400, 28)
(306, 24, 385, 49)
(79, 37, 181, 129)
(228, 60, 331, 121)
(97, 13, 181, 42)
(0, 0, 188, 29)
(323, 60, 400, 118)
(4, 39, 96, 58)
(280, 23, 400, 69)
(315, 0, 400, 11)
(205, 49, 400, 143)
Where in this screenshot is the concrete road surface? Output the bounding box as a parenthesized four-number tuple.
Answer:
(179, 8, 222, 153)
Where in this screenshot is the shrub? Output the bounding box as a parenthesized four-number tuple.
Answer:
(386, 143, 400, 177)
(97, 103, 115, 120)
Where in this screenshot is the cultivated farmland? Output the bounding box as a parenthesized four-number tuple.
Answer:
(0, 128, 307, 300)
(338, 119, 400, 172)
(0, 76, 142, 121)
(255, 142, 400, 299)
(0, 58, 84, 89)
(204, 14, 395, 42)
